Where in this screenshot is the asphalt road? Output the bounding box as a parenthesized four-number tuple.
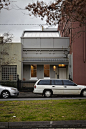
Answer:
(0, 91, 86, 101)
(0, 95, 86, 101)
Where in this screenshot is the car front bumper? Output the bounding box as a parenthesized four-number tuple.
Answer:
(10, 91, 19, 97)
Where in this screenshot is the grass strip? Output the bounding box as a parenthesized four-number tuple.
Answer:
(0, 99, 86, 122)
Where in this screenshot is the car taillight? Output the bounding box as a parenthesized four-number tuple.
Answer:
(34, 85, 36, 88)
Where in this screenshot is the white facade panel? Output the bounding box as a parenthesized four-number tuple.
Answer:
(22, 37, 69, 49)
(54, 38, 69, 48)
(22, 38, 40, 48)
(24, 32, 59, 37)
(41, 38, 53, 48)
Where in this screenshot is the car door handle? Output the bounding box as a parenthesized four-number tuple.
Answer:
(64, 86, 67, 88)
(52, 86, 55, 87)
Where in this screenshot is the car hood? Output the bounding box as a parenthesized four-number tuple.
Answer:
(0, 85, 16, 90)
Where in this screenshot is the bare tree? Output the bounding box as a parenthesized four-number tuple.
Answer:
(0, 32, 13, 65)
(25, 0, 86, 27)
(0, 0, 10, 10)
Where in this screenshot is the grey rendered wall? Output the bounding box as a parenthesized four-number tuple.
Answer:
(50, 65, 55, 78)
(22, 38, 69, 49)
(37, 65, 44, 79)
(23, 65, 30, 80)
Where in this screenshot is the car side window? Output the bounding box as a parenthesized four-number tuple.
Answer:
(63, 80, 77, 86)
(51, 80, 63, 85)
(51, 80, 54, 85)
(38, 80, 50, 85)
(55, 80, 63, 85)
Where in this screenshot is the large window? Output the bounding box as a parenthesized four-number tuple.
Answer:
(2, 65, 17, 81)
(44, 64, 50, 77)
(31, 64, 37, 77)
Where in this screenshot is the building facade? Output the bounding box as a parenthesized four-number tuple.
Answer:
(0, 31, 70, 88)
(58, 20, 86, 85)
(21, 31, 70, 81)
(0, 36, 22, 85)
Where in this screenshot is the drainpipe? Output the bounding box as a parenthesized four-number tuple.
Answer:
(0, 35, 3, 81)
(84, 26, 86, 63)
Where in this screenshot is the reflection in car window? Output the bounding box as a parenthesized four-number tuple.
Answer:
(55, 80, 62, 85)
(38, 80, 50, 85)
(63, 80, 77, 86)
(51, 80, 54, 85)
(51, 80, 62, 85)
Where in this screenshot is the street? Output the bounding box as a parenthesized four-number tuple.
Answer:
(0, 91, 86, 101)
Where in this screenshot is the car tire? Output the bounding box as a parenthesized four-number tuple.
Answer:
(82, 90, 86, 97)
(1, 90, 10, 98)
(44, 90, 52, 97)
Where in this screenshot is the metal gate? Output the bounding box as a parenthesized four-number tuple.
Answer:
(17, 80, 36, 91)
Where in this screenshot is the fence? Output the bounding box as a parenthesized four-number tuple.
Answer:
(0, 81, 17, 87)
(17, 80, 36, 91)
(0, 80, 36, 92)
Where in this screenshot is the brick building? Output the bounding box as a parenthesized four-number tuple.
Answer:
(58, 19, 86, 85)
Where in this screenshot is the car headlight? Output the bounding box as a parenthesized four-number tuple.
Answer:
(11, 88, 17, 91)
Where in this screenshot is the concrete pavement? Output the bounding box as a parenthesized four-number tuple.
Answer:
(18, 91, 42, 98)
(0, 120, 86, 128)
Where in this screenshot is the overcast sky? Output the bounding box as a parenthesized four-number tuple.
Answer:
(0, 0, 58, 42)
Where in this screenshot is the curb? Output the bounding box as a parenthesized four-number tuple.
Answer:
(0, 120, 86, 128)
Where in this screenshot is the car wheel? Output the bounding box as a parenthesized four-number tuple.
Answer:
(44, 90, 52, 97)
(1, 91, 10, 98)
(82, 90, 86, 97)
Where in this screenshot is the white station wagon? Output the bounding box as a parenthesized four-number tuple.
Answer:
(33, 79, 86, 97)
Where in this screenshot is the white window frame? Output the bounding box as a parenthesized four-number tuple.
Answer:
(2, 65, 17, 81)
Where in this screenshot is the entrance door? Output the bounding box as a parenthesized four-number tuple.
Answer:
(59, 68, 66, 79)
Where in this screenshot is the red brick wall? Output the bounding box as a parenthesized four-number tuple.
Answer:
(72, 22, 86, 85)
(58, 20, 86, 85)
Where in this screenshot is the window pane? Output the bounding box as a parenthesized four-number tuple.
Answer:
(2, 66, 17, 81)
(38, 80, 50, 85)
(63, 80, 76, 86)
(31, 64, 37, 77)
(54, 80, 62, 85)
(51, 80, 55, 85)
(44, 70, 49, 77)
(44, 65, 50, 69)
(44, 65, 50, 77)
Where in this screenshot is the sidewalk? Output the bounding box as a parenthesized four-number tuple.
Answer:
(0, 120, 86, 128)
(18, 91, 42, 98)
